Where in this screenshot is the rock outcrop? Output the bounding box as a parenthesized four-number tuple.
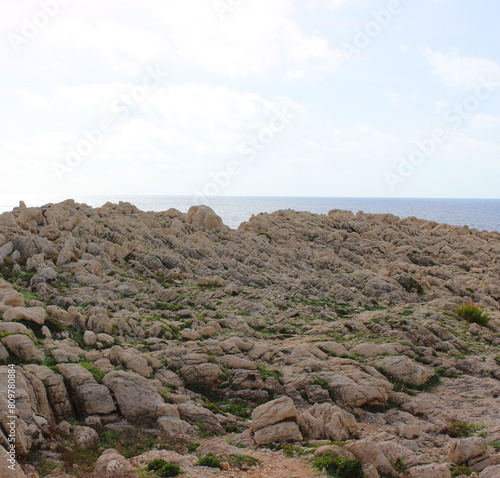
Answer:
(0, 200, 498, 477)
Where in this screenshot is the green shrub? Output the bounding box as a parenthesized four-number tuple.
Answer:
(148, 459, 169, 472)
(228, 454, 261, 469)
(256, 365, 284, 383)
(451, 465, 473, 477)
(447, 421, 482, 438)
(198, 453, 222, 469)
(45, 316, 68, 334)
(456, 303, 490, 326)
(223, 423, 243, 433)
(186, 441, 200, 453)
(226, 402, 252, 419)
(196, 423, 221, 439)
(36, 459, 60, 476)
(312, 453, 365, 478)
(147, 459, 182, 477)
(313, 377, 330, 390)
(79, 361, 106, 383)
(98, 427, 162, 458)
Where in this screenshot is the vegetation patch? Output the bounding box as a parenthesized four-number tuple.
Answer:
(312, 452, 365, 478)
(228, 454, 261, 469)
(451, 465, 474, 477)
(447, 421, 484, 438)
(198, 453, 222, 468)
(456, 303, 490, 327)
(147, 459, 182, 477)
(79, 361, 106, 383)
(257, 364, 284, 384)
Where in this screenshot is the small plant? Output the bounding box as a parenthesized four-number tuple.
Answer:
(36, 459, 60, 476)
(312, 453, 365, 478)
(451, 465, 474, 477)
(488, 440, 500, 450)
(186, 441, 201, 453)
(223, 423, 243, 433)
(226, 402, 252, 419)
(147, 459, 182, 477)
(228, 454, 261, 469)
(257, 232, 273, 241)
(196, 423, 221, 439)
(456, 303, 490, 326)
(198, 453, 222, 469)
(79, 361, 106, 383)
(394, 458, 408, 474)
(313, 376, 330, 390)
(256, 365, 284, 384)
(447, 421, 482, 438)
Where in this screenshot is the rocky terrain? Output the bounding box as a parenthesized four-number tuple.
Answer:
(0, 200, 499, 478)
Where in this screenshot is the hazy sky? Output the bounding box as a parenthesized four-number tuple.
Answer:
(1, 0, 499, 199)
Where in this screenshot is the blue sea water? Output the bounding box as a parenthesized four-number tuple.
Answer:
(0, 195, 498, 232)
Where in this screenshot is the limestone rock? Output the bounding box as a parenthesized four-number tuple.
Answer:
(299, 403, 358, 441)
(251, 396, 298, 431)
(0, 289, 25, 307)
(447, 437, 488, 465)
(480, 465, 500, 478)
(94, 449, 135, 477)
(187, 205, 224, 229)
(70, 425, 99, 447)
(251, 397, 303, 445)
(376, 355, 435, 386)
(409, 463, 452, 478)
(179, 363, 224, 387)
(1, 335, 45, 362)
(3, 307, 47, 325)
(157, 416, 197, 439)
(58, 364, 116, 417)
(102, 371, 177, 425)
(346, 440, 395, 476)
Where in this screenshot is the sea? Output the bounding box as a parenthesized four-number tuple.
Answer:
(0, 196, 498, 232)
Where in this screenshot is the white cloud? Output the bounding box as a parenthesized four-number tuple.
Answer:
(424, 49, 500, 89)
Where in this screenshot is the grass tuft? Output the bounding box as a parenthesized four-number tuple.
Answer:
(456, 303, 490, 326)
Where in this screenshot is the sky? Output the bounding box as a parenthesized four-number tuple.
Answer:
(0, 0, 499, 200)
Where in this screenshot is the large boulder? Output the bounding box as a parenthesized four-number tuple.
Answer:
(480, 466, 500, 478)
(58, 364, 116, 417)
(156, 416, 196, 440)
(3, 307, 47, 325)
(179, 363, 224, 387)
(102, 371, 177, 425)
(1, 335, 45, 363)
(376, 356, 435, 386)
(316, 369, 393, 408)
(299, 403, 358, 441)
(94, 449, 135, 477)
(345, 439, 395, 476)
(186, 205, 224, 230)
(447, 437, 488, 465)
(251, 397, 303, 446)
(409, 463, 452, 478)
